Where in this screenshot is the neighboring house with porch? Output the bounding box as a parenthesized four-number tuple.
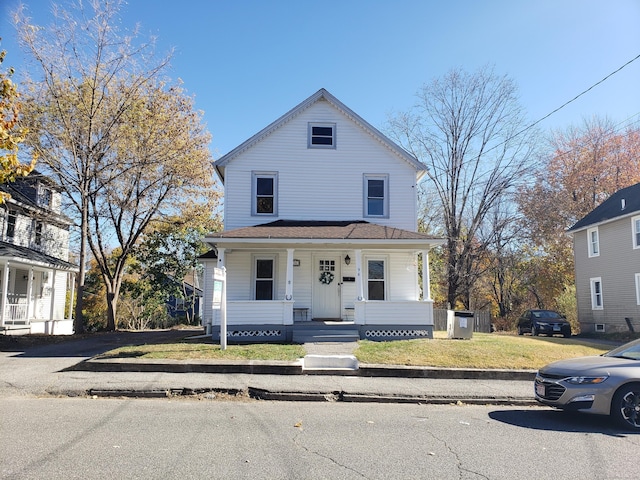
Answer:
(200, 88, 444, 343)
(568, 182, 640, 334)
(0, 172, 78, 335)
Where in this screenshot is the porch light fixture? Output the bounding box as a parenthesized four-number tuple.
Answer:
(293, 259, 300, 267)
(344, 255, 351, 265)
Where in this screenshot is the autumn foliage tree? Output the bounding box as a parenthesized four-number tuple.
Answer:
(518, 117, 640, 316)
(0, 43, 35, 201)
(15, 0, 219, 331)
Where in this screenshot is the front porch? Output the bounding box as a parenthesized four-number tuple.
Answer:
(206, 299, 435, 343)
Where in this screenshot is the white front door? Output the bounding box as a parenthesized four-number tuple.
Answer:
(312, 255, 341, 319)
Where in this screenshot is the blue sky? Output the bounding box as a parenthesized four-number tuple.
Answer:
(2, 0, 639, 158)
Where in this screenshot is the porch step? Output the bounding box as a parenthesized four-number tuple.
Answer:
(1, 324, 31, 335)
(292, 321, 360, 343)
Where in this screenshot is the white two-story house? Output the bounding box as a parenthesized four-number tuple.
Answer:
(200, 89, 444, 342)
(0, 172, 78, 335)
(568, 182, 640, 334)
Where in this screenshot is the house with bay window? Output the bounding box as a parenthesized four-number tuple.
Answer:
(0, 172, 78, 335)
(200, 88, 444, 342)
(568, 182, 640, 333)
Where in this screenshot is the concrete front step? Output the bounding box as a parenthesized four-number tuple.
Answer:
(293, 332, 360, 343)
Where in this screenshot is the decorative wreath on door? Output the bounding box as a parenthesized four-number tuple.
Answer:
(319, 271, 335, 285)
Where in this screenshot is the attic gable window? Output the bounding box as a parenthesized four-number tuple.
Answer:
(308, 123, 336, 149)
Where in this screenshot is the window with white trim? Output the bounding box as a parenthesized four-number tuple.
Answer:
(633, 216, 640, 249)
(308, 123, 336, 148)
(587, 227, 599, 257)
(254, 257, 275, 300)
(590, 277, 603, 310)
(364, 174, 389, 218)
(367, 259, 386, 300)
(252, 172, 278, 216)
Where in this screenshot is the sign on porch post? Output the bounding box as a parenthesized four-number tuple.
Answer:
(212, 267, 227, 350)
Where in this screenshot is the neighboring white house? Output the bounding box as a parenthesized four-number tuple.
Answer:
(200, 88, 445, 342)
(0, 172, 78, 335)
(568, 182, 640, 334)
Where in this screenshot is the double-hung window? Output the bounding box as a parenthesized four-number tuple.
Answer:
(587, 227, 599, 257)
(633, 216, 640, 249)
(364, 174, 389, 218)
(308, 123, 336, 148)
(254, 257, 275, 300)
(6, 210, 16, 239)
(252, 172, 278, 216)
(590, 277, 603, 310)
(367, 259, 386, 300)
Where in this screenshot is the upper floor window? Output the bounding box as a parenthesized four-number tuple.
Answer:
(38, 186, 52, 208)
(587, 227, 599, 257)
(252, 172, 278, 216)
(34, 221, 43, 246)
(6, 210, 16, 239)
(590, 277, 603, 310)
(633, 216, 640, 249)
(308, 123, 336, 149)
(364, 174, 389, 218)
(636, 273, 640, 306)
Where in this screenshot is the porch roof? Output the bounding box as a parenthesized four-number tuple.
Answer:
(205, 220, 445, 249)
(0, 241, 79, 271)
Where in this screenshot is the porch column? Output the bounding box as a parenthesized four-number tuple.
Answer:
(0, 261, 8, 324)
(216, 247, 226, 268)
(422, 250, 432, 301)
(355, 249, 364, 301)
(26, 267, 34, 321)
(67, 272, 76, 321)
(49, 268, 57, 322)
(285, 248, 294, 301)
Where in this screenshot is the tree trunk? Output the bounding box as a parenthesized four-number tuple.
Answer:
(73, 200, 89, 334)
(106, 290, 118, 331)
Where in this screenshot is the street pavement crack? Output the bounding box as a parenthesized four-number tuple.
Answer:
(292, 427, 370, 479)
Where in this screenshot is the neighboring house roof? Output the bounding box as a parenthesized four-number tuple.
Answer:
(206, 220, 445, 247)
(569, 183, 640, 232)
(0, 241, 78, 271)
(213, 88, 426, 182)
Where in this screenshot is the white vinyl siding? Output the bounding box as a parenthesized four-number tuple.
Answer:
(587, 227, 599, 257)
(590, 277, 603, 310)
(222, 101, 419, 231)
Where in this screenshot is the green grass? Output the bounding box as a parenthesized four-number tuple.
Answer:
(98, 342, 306, 361)
(355, 332, 611, 370)
(95, 332, 615, 370)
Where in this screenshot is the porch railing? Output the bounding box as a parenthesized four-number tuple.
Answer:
(2, 303, 29, 325)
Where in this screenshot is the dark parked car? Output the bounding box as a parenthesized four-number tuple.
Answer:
(535, 338, 640, 430)
(517, 309, 571, 337)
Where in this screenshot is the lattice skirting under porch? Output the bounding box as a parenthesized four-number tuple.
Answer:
(361, 327, 433, 341)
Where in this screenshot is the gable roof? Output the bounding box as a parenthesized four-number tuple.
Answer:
(214, 88, 426, 182)
(569, 182, 640, 232)
(206, 220, 445, 248)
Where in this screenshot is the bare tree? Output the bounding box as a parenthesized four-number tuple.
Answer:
(15, 0, 217, 331)
(388, 66, 538, 309)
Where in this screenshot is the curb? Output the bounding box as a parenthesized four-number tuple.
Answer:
(68, 358, 537, 381)
(81, 386, 537, 405)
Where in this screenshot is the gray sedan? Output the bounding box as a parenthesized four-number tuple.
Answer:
(535, 338, 640, 430)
